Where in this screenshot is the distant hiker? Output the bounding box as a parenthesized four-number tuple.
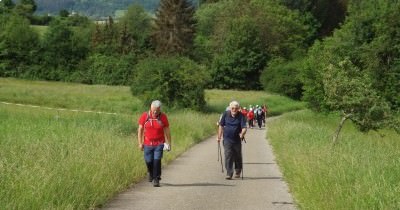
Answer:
(137, 100, 171, 187)
(247, 108, 254, 128)
(241, 107, 248, 127)
(255, 105, 263, 129)
(217, 101, 247, 179)
(262, 104, 268, 126)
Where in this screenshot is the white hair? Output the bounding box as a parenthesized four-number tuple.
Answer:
(229, 101, 240, 108)
(151, 100, 162, 108)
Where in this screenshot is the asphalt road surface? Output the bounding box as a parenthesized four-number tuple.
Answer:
(103, 122, 296, 210)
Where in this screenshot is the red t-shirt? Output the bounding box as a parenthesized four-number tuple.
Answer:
(138, 112, 169, 146)
(247, 111, 254, 120)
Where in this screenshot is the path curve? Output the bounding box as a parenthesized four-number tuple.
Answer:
(103, 120, 296, 210)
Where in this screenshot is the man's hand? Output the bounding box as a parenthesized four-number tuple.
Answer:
(138, 143, 144, 151)
(217, 137, 221, 142)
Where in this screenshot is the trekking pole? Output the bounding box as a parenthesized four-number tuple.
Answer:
(218, 141, 224, 173)
(241, 137, 246, 180)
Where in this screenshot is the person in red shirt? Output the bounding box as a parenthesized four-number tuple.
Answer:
(241, 107, 248, 127)
(137, 100, 171, 187)
(247, 108, 255, 128)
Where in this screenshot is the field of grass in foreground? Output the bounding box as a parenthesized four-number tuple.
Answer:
(0, 78, 306, 209)
(0, 104, 218, 209)
(268, 110, 400, 209)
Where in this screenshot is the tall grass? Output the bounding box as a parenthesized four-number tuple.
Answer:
(0, 104, 218, 209)
(0, 78, 142, 114)
(268, 110, 400, 209)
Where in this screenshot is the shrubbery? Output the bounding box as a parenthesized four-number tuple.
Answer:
(74, 54, 135, 85)
(131, 56, 209, 110)
(260, 57, 304, 100)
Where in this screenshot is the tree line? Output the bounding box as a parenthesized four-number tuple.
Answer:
(0, 0, 399, 138)
(34, 0, 199, 18)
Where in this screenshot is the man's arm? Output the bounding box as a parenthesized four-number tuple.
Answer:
(240, 127, 247, 140)
(137, 124, 144, 151)
(217, 125, 223, 142)
(164, 127, 171, 145)
(240, 113, 247, 140)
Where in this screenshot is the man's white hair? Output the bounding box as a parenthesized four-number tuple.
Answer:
(151, 100, 162, 108)
(229, 100, 240, 108)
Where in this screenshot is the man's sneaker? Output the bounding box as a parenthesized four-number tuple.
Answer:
(225, 175, 232, 180)
(234, 173, 241, 178)
(153, 178, 160, 187)
(147, 174, 153, 182)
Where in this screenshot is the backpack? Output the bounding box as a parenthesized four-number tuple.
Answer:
(144, 111, 163, 127)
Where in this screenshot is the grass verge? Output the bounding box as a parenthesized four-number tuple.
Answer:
(268, 110, 400, 209)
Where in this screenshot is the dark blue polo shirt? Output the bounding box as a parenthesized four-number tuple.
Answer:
(219, 111, 246, 144)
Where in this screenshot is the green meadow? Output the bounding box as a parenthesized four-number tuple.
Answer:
(4, 78, 397, 209)
(31, 25, 48, 37)
(0, 78, 303, 209)
(268, 110, 400, 209)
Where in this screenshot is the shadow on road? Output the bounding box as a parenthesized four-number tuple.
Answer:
(162, 183, 234, 187)
(241, 176, 282, 180)
(243, 162, 275, 165)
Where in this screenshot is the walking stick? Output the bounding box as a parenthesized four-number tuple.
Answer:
(218, 141, 224, 173)
(241, 137, 246, 180)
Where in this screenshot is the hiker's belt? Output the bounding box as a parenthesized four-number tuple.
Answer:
(145, 138, 164, 146)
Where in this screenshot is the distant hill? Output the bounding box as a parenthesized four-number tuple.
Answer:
(35, 0, 199, 19)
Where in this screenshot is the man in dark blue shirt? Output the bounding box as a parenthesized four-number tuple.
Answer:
(217, 101, 247, 179)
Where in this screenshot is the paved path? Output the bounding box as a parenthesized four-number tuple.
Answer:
(103, 123, 296, 210)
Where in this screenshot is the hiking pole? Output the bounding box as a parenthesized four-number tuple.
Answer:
(218, 141, 224, 173)
(241, 137, 246, 180)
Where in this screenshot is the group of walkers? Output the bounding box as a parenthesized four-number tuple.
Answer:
(240, 104, 268, 129)
(136, 99, 267, 187)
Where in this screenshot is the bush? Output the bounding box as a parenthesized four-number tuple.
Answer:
(131, 56, 209, 110)
(73, 54, 135, 85)
(260, 57, 304, 100)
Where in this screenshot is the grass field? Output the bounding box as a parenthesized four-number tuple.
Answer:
(268, 110, 400, 209)
(31, 25, 48, 37)
(0, 78, 304, 209)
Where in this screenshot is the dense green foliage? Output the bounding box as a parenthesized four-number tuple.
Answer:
(118, 4, 152, 50)
(260, 57, 304, 100)
(281, 0, 347, 38)
(300, 0, 400, 134)
(152, 0, 196, 56)
(1, 0, 398, 128)
(131, 56, 209, 110)
(195, 0, 312, 90)
(0, 14, 40, 78)
(40, 19, 90, 80)
(74, 54, 136, 85)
